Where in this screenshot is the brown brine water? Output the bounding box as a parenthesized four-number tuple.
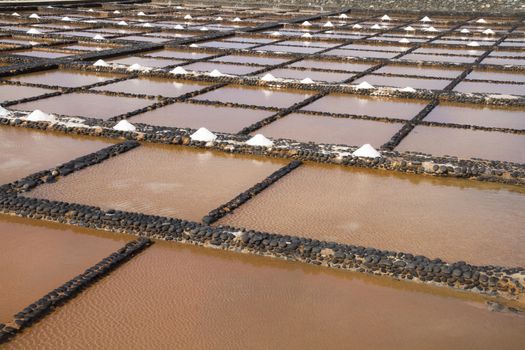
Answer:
(0, 126, 112, 185)
(4, 70, 122, 88)
(4, 242, 525, 349)
(0, 214, 129, 323)
(218, 163, 525, 267)
(27, 144, 287, 221)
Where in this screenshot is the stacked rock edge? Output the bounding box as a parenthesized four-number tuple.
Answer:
(202, 160, 303, 224)
(0, 238, 153, 344)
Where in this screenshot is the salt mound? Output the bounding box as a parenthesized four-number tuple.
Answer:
(191, 127, 217, 142)
(232, 17, 242, 22)
(26, 28, 42, 35)
(174, 24, 184, 30)
(93, 59, 109, 67)
(300, 77, 314, 84)
(420, 16, 432, 22)
(381, 14, 391, 21)
(127, 63, 149, 72)
(189, 43, 199, 48)
(216, 16, 223, 21)
(27, 110, 53, 122)
(88, 9, 94, 12)
(467, 41, 480, 47)
(399, 38, 410, 44)
(62, 16, 73, 21)
(137, 11, 146, 16)
(261, 73, 277, 82)
(84, 20, 98, 24)
(352, 24, 362, 29)
(483, 28, 495, 35)
(339, 14, 348, 19)
(12, 12, 20, 16)
(117, 21, 128, 26)
(356, 81, 374, 89)
(113, 120, 136, 132)
(371, 24, 382, 29)
(29, 13, 40, 19)
(424, 26, 438, 32)
(143, 23, 153, 27)
(352, 144, 381, 158)
(93, 34, 105, 40)
(170, 66, 188, 75)
(400, 86, 416, 93)
(200, 27, 209, 31)
(404, 26, 415, 31)
(301, 33, 312, 38)
(113, 10, 121, 14)
(477, 18, 487, 24)
(271, 31, 281, 36)
(184, 14, 192, 20)
(302, 21, 312, 26)
(0, 105, 10, 117)
(209, 69, 224, 77)
(323, 21, 334, 27)
(246, 134, 273, 147)
(460, 28, 470, 33)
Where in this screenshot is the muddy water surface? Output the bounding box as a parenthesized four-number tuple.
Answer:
(0, 126, 112, 184)
(263, 68, 353, 82)
(5, 242, 525, 349)
(0, 84, 55, 103)
(5, 69, 122, 88)
(218, 163, 525, 267)
(0, 214, 129, 323)
(454, 81, 525, 96)
(92, 77, 209, 97)
(354, 75, 451, 90)
(27, 144, 287, 221)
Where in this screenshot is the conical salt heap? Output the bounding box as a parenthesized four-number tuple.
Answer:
(246, 134, 273, 147)
(27, 110, 54, 122)
(93, 59, 109, 67)
(352, 144, 381, 158)
(0, 105, 10, 117)
(191, 127, 217, 142)
(113, 120, 136, 132)
(170, 66, 188, 75)
(261, 73, 277, 82)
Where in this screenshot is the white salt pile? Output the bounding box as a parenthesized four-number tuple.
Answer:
(200, 27, 209, 31)
(356, 81, 374, 89)
(420, 16, 432, 22)
(381, 14, 391, 21)
(339, 14, 348, 19)
(189, 43, 199, 48)
(127, 63, 149, 72)
(467, 41, 480, 47)
(117, 21, 128, 26)
(113, 120, 136, 132)
(0, 105, 10, 117)
(477, 18, 487, 24)
(113, 10, 120, 14)
(143, 23, 153, 27)
(271, 31, 281, 36)
(191, 127, 217, 142)
(209, 69, 224, 77)
(93, 59, 109, 67)
(300, 77, 314, 84)
(371, 24, 382, 29)
(170, 66, 188, 74)
(12, 12, 20, 16)
(301, 33, 312, 38)
(352, 24, 363, 29)
(216, 16, 223, 21)
(93, 34, 105, 40)
(261, 73, 278, 82)
(174, 24, 184, 30)
(483, 28, 495, 35)
(400, 86, 416, 93)
(29, 13, 40, 19)
(302, 21, 312, 26)
(404, 26, 415, 31)
(84, 20, 98, 24)
(232, 17, 242, 22)
(399, 38, 410, 44)
(27, 110, 54, 122)
(184, 14, 192, 20)
(352, 144, 381, 158)
(137, 11, 146, 16)
(460, 28, 470, 33)
(323, 21, 334, 27)
(424, 26, 438, 32)
(246, 134, 273, 147)
(62, 16, 73, 21)
(26, 28, 42, 35)
(88, 9, 94, 12)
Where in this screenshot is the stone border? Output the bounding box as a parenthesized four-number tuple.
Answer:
(203, 160, 302, 224)
(0, 237, 152, 344)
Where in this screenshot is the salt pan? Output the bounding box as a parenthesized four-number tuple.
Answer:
(27, 110, 54, 122)
(191, 127, 217, 142)
(352, 144, 381, 158)
(113, 120, 136, 132)
(246, 134, 273, 147)
(355, 81, 374, 89)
